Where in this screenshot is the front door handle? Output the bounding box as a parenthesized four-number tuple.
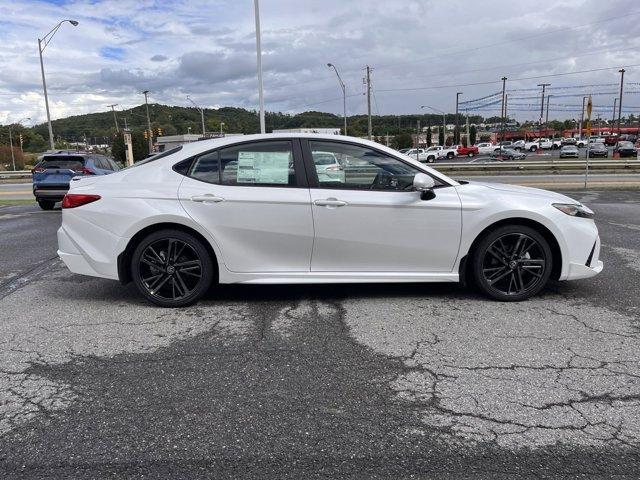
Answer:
(191, 194, 225, 203)
(314, 198, 347, 207)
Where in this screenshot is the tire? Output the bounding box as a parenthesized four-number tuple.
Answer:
(131, 229, 214, 307)
(468, 152, 474, 157)
(447, 152, 454, 159)
(529, 146, 537, 152)
(427, 156, 435, 163)
(38, 200, 55, 210)
(469, 224, 552, 301)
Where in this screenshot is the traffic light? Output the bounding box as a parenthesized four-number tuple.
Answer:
(18, 134, 23, 146)
(143, 130, 148, 139)
(156, 127, 163, 136)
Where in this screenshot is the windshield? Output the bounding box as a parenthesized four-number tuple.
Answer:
(618, 142, 634, 147)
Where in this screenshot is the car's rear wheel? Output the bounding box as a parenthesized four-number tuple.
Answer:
(131, 229, 214, 307)
(447, 152, 454, 159)
(470, 225, 552, 301)
(38, 200, 55, 210)
(529, 146, 537, 152)
(427, 156, 435, 163)
(467, 152, 474, 157)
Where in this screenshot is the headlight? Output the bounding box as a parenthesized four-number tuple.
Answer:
(553, 203, 594, 219)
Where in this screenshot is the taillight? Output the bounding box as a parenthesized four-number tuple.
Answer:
(74, 167, 95, 175)
(61, 194, 101, 209)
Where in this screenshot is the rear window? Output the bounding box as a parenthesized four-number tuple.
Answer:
(40, 156, 85, 170)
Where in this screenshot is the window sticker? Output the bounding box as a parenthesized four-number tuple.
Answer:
(237, 151, 290, 184)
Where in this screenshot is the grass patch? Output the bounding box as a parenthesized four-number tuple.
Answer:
(0, 199, 37, 207)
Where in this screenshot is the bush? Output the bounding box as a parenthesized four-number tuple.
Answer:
(0, 146, 26, 170)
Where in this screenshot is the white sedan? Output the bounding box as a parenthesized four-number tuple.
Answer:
(58, 134, 602, 307)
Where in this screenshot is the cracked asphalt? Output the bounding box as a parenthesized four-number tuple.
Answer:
(0, 190, 639, 478)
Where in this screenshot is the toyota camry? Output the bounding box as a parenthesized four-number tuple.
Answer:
(57, 134, 602, 307)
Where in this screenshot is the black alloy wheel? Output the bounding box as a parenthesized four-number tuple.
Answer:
(131, 229, 214, 307)
(471, 225, 552, 301)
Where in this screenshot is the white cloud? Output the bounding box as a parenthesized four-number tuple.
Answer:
(0, 0, 639, 125)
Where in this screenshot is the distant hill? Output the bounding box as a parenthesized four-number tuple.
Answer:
(27, 104, 482, 143)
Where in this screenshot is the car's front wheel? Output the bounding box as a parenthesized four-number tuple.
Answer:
(470, 225, 552, 301)
(38, 200, 55, 210)
(131, 229, 214, 307)
(447, 152, 455, 159)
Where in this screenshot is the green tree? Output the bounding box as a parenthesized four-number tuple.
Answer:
(438, 127, 445, 146)
(470, 125, 477, 145)
(110, 131, 149, 164)
(391, 133, 412, 150)
(426, 125, 432, 147)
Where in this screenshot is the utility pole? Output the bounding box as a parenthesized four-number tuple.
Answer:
(612, 98, 618, 131)
(455, 92, 462, 144)
(416, 120, 421, 162)
(617, 68, 625, 135)
(142, 90, 153, 153)
(500, 77, 507, 144)
(579, 96, 587, 140)
(545, 95, 552, 125)
(254, 0, 265, 134)
(365, 65, 372, 140)
(537, 83, 550, 148)
(465, 111, 470, 146)
(108, 104, 119, 132)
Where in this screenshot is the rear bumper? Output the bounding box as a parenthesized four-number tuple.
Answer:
(34, 187, 68, 200)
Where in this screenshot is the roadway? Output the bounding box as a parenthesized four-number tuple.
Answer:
(1, 190, 640, 477)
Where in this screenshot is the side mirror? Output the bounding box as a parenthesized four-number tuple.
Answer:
(413, 173, 436, 200)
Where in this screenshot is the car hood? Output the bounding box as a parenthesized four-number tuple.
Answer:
(465, 181, 577, 203)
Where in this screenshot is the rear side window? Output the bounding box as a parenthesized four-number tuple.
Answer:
(40, 156, 85, 170)
(186, 141, 297, 187)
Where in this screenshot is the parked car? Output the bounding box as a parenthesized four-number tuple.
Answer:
(32, 153, 119, 210)
(587, 142, 608, 158)
(490, 148, 527, 161)
(57, 133, 602, 307)
(514, 140, 543, 152)
(561, 137, 577, 146)
(476, 142, 496, 155)
(559, 145, 579, 158)
(604, 134, 619, 146)
(312, 151, 345, 183)
(454, 144, 479, 157)
(398, 148, 411, 154)
(613, 141, 638, 158)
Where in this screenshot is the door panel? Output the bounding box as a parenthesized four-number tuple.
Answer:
(303, 139, 462, 273)
(178, 139, 313, 273)
(310, 188, 461, 272)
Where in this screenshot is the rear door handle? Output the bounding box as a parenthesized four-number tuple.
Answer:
(314, 198, 347, 207)
(191, 194, 225, 203)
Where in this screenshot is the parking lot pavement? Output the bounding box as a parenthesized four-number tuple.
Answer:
(1, 191, 640, 478)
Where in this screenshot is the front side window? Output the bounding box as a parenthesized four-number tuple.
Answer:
(187, 141, 296, 187)
(309, 140, 429, 191)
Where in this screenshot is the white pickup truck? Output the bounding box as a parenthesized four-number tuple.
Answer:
(407, 146, 456, 163)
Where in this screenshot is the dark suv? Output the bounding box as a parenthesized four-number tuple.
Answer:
(32, 153, 119, 210)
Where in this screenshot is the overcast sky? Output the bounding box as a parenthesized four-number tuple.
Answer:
(1, 0, 640, 126)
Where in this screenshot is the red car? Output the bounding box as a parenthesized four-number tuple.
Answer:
(454, 144, 479, 157)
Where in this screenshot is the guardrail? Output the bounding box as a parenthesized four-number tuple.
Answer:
(0, 170, 32, 180)
(432, 159, 640, 174)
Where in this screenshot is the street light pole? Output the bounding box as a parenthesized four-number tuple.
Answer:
(327, 63, 347, 135)
(38, 19, 79, 150)
(142, 90, 153, 153)
(612, 98, 618, 131)
(617, 68, 625, 135)
(187, 95, 206, 135)
(580, 96, 587, 140)
(254, 0, 265, 134)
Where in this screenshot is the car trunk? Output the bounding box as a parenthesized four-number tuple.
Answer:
(33, 156, 86, 186)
